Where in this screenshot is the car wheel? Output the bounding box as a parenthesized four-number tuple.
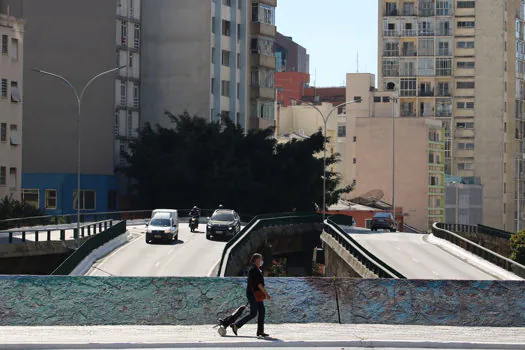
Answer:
(206, 232, 212, 240)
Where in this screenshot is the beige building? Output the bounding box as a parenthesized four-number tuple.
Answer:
(378, 0, 525, 231)
(0, 13, 23, 200)
(277, 102, 343, 174)
(346, 73, 445, 230)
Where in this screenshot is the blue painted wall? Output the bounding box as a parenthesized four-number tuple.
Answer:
(22, 173, 118, 215)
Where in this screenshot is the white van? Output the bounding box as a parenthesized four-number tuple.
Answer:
(145, 209, 179, 243)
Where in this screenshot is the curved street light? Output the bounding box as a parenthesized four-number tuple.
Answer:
(290, 98, 362, 220)
(32, 66, 126, 247)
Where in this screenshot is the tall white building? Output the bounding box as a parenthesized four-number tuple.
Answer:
(0, 13, 23, 200)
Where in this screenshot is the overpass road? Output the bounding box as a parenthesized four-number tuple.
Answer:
(346, 230, 499, 280)
(87, 224, 227, 277)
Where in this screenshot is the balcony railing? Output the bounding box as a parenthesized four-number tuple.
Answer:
(384, 9, 399, 16)
(418, 30, 434, 36)
(436, 50, 452, 56)
(437, 92, 451, 97)
(419, 90, 435, 97)
(436, 29, 452, 36)
(419, 9, 435, 17)
(401, 50, 417, 57)
(383, 51, 400, 57)
(401, 29, 418, 36)
(383, 30, 398, 37)
(436, 110, 452, 117)
(403, 10, 416, 16)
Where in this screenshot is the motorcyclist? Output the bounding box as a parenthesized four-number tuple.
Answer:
(189, 205, 201, 218)
(218, 204, 224, 210)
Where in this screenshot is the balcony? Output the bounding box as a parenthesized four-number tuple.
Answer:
(435, 29, 452, 36)
(436, 91, 451, 97)
(436, 50, 452, 57)
(384, 9, 399, 16)
(383, 50, 400, 57)
(399, 70, 417, 77)
(251, 54, 276, 69)
(419, 89, 435, 97)
(403, 9, 416, 16)
(436, 110, 452, 117)
(419, 9, 435, 17)
(401, 110, 416, 117)
(401, 49, 417, 57)
(259, 0, 277, 6)
(251, 22, 276, 38)
(401, 29, 417, 37)
(418, 30, 435, 36)
(251, 86, 275, 100)
(383, 30, 399, 37)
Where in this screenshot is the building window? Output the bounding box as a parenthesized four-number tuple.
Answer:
(353, 158, 357, 164)
(1, 35, 7, 55)
(418, 38, 434, 56)
(22, 189, 39, 208)
(338, 125, 346, 137)
(120, 80, 126, 106)
(10, 124, 20, 145)
(383, 96, 390, 103)
(437, 82, 450, 96)
(134, 24, 140, 49)
(253, 4, 275, 25)
(436, 0, 452, 16)
(457, 61, 475, 69)
(127, 111, 133, 137)
(383, 41, 399, 57)
(11, 38, 18, 61)
(382, 58, 399, 77)
(373, 96, 381, 103)
(251, 37, 275, 56)
(457, 142, 475, 150)
(10, 81, 20, 102)
(457, 41, 475, 49)
(211, 78, 215, 94)
(457, 101, 475, 109)
(222, 20, 231, 36)
(418, 58, 435, 76)
(222, 50, 231, 67)
(0, 166, 5, 185)
(237, 82, 240, 99)
(223, 0, 231, 6)
(457, 21, 475, 29)
(338, 105, 346, 114)
(73, 190, 96, 210)
(0, 123, 6, 142)
(456, 122, 474, 129)
(211, 47, 215, 64)
(400, 78, 416, 97)
(430, 175, 440, 186)
(133, 82, 139, 108)
(237, 53, 241, 68)
(212, 17, 215, 34)
(8, 167, 16, 188)
(1, 79, 7, 98)
(251, 69, 274, 88)
(457, 1, 475, 8)
(120, 21, 128, 46)
(128, 52, 133, 67)
(221, 80, 230, 97)
(436, 58, 452, 76)
(456, 81, 475, 89)
(45, 189, 57, 209)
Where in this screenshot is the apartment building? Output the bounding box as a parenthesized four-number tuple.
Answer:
(141, 0, 277, 131)
(0, 0, 128, 214)
(346, 73, 445, 230)
(0, 13, 23, 200)
(249, 0, 278, 130)
(275, 32, 310, 73)
(378, 0, 525, 231)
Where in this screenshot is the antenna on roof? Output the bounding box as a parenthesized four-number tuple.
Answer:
(357, 52, 359, 73)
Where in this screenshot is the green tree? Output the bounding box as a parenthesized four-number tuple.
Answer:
(510, 230, 525, 264)
(0, 196, 46, 229)
(124, 112, 351, 214)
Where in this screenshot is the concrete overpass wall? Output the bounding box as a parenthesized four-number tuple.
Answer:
(0, 276, 523, 327)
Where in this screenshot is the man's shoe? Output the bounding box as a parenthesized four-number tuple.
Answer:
(257, 332, 269, 337)
(231, 324, 238, 336)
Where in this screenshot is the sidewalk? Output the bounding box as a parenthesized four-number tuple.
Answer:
(0, 324, 523, 349)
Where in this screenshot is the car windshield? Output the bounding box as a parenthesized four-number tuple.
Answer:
(211, 213, 234, 221)
(150, 218, 170, 227)
(374, 213, 391, 218)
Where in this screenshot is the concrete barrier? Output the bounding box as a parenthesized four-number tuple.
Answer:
(0, 277, 523, 327)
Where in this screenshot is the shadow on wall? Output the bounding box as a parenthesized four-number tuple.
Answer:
(0, 277, 523, 327)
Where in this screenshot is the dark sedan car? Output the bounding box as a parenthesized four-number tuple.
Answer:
(370, 212, 397, 232)
(206, 210, 241, 240)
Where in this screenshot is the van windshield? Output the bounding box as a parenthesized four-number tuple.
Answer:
(150, 218, 171, 227)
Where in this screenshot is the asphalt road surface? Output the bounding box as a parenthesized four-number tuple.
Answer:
(349, 231, 496, 280)
(86, 223, 228, 277)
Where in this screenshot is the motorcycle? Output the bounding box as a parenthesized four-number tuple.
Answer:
(189, 216, 199, 232)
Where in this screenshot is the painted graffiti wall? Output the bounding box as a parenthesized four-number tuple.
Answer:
(0, 276, 523, 327)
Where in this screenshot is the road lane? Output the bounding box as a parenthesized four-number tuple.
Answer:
(87, 223, 227, 277)
(348, 231, 496, 280)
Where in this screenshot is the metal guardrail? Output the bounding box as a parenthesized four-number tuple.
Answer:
(437, 223, 513, 240)
(324, 218, 406, 279)
(0, 209, 256, 231)
(3, 219, 117, 244)
(432, 223, 525, 278)
(51, 220, 127, 275)
(217, 212, 322, 277)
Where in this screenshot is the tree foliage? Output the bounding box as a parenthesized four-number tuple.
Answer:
(0, 196, 46, 229)
(510, 230, 525, 265)
(124, 112, 351, 214)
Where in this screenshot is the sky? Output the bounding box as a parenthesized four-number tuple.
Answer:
(275, 0, 378, 87)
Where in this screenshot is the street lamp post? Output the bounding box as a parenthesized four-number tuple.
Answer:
(291, 98, 361, 220)
(32, 66, 126, 247)
(391, 91, 399, 221)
